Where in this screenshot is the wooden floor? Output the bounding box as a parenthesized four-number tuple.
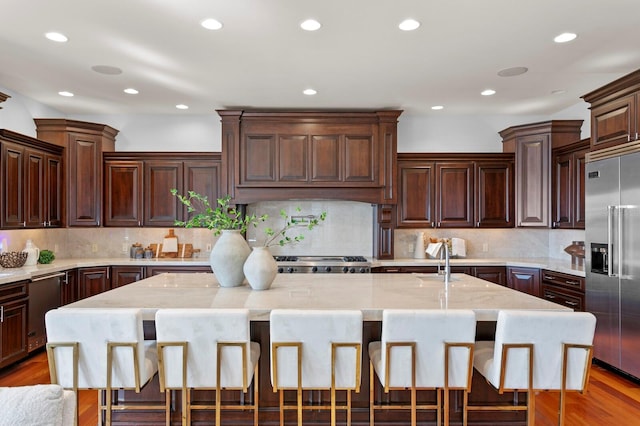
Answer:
(1, 351, 639, 425)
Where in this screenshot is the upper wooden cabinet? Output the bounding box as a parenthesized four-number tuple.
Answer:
(500, 120, 583, 227)
(103, 152, 221, 227)
(582, 69, 640, 151)
(217, 110, 402, 204)
(551, 138, 589, 229)
(0, 129, 64, 229)
(396, 153, 514, 229)
(35, 119, 118, 227)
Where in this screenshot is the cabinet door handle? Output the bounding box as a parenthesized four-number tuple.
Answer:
(477, 221, 480, 227)
(431, 222, 436, 228)
(628, 134, 632, 142)
(22, 221, 26, 227)
(0, 305, 3, 323)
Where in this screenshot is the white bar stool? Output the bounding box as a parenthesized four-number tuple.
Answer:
(45, 308, 162, 426)
(270, 309, 363, 426)
(469, 310, 596, 426)
(155, 308, 260, 426)
(369, 309, 476, 426)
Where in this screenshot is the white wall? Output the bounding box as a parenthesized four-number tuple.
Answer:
(0, 86, 64, 137)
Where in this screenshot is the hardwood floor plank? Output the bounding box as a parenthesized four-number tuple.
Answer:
(1, 351, 639, 425)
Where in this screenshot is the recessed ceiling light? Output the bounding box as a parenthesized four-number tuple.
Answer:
(303, 88, 317, 96)
(176, 104, 189, 110)
(201, 18, 223, 30)
(431, 105, 444, 110)
(91, 65, 123, 75)
(399, 19, 420, 31)
(481, 89, 496, 96)
(124, 88, 139, 95)
(58, 91, 74, 97)
(300, 19, 321, 31)
(554, 32, 577, 43)
(45, 32, 68, 42)
(497, 67, 528, 77)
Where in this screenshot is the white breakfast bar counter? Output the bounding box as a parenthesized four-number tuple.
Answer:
(63, 271, 571, 320)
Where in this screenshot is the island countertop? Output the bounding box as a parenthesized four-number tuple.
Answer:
(64, 272, 571, 321)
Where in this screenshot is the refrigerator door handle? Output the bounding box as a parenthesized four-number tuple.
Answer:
(608, 205, 618, 277)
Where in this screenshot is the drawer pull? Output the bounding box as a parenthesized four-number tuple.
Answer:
(543, 275, 554, 280)
(565, 301, 578, 307)
(546, 294, 556, 299)
(566, 280, 580, 286)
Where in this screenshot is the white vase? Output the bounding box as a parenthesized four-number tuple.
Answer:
(210, 230, 251, 287)
(243, 246, 277, 291)
(23, 239, 40, 266)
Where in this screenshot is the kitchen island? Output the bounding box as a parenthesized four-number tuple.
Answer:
(62, 272, 569, 425)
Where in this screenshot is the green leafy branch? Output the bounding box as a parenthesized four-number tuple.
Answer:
(170, 190, 267, 236)
(263, 208, 327, 247)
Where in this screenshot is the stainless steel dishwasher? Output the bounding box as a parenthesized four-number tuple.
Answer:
(28, 272, 64, 352)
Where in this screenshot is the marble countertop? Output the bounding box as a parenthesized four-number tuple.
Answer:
(64, 272, 571, 322)
(0, 256, 584, 286)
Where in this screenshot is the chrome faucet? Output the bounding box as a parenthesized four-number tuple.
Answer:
(437, 243, 451, 283)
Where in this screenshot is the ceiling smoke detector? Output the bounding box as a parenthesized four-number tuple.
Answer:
(498, 67, 528, 77)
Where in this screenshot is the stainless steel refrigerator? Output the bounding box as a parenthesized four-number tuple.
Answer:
(586, 151, 640, 379)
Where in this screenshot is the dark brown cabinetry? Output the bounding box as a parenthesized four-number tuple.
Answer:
(103, 153, 221, 227)
(541, 269, 584, 311)
(582, 70, 640, 151)
(0, 281, 28, 369)
(218, 110, 401, 204)
(506, 266, 540, 297)
(0, 130, 64, 229)
(78, 267, 111, 299)
(111, 266, 145, 288)
(60, 270, 79, 306)
(35, 119, 119, 227)
(397, 154, 514, 229)
(500, 120, 583, 227)
(551, 139, 589, 229)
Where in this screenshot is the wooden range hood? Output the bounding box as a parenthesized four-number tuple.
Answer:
(217, 109, 402, 205)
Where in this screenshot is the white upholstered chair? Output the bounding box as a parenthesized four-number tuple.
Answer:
(469, 310, 596, 426)
(270, 309, 363, 426)
(45, 308, 161, 426)
(369, 309, 476, 426)
(155, 308, 260, 426)
(0, 384, 75, 426)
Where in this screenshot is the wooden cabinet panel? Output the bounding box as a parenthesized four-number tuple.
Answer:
(78, 267, 110, 299)
(476, 162, 514, 228)
(507, 266, 540, 297)
(473, 266, 507, 286)
(184, 160, 221, 222)
(0, 281, 29, 369)
(311, 135, 340, 181)
(35, 119, 118, 227)
(435, 162, 474, 228)
(104, 161, 143, 227)
(551, 139, 589, 229)
(45, 153, 64, 227)
(244, 135, 276, 182)
(111, 266, 145, 288)
(344, 135, 374, 182)
(0, 131, 64, 230)
(516, 134, 550, 227)
(144, 161, 183, 226)
(60, 270, 79, 306)
(1, 142, 24, 228)
(397, 154, 514, 230)
(279, 135, 308, 181)
(590, 93, 637, 150)
(541, 270, 584, 311)
(397, 163, 435, 228)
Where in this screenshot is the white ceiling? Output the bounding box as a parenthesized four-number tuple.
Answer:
(1, 0, 639, 116)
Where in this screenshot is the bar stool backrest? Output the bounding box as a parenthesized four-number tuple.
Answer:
(45, 308, 155, 389)
(481, 310, 596, 391)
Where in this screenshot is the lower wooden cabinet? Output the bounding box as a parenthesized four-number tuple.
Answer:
(372, 265, 507, 286)
(541, 269, 585, 311)
(60, 269, 79, 306)
(111, 266, 145, 288)
(506, 266, 540, 297)
(78, 267, 111, 300)
(473, 266, 507, 286)
(0, 281, 28, 369)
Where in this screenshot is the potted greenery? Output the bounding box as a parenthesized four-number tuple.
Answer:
(171, 190, 267, 287)
(244, 208, 327, 290)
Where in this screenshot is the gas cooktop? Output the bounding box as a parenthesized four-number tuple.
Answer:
(273, 255, 371, 274)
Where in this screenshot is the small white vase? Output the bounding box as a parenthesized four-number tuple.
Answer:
(243, 246, 277, 291)
(210, 230, 251, 287)
(23, 239, 40, 266)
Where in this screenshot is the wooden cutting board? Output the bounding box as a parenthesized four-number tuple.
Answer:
(150, 243, 194, 258)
